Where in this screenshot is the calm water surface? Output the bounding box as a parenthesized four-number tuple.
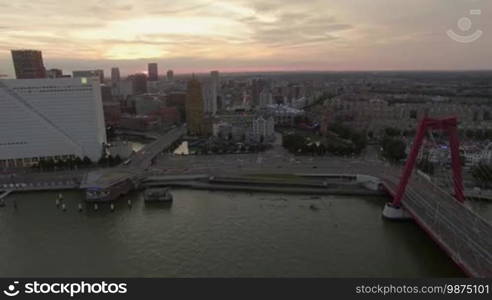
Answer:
(0, 190, 468, 277)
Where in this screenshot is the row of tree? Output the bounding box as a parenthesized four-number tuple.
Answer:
(382, 127, 418, 138)
(471, 163, 492, 187)
(283, 126, 367, 156)
(329, 124, 367, 154)
(194, 143, 271, 155)
(98, 155, 123, 167)
(464, 129, 492, 141)
(380, 137, 406, 162)
(32, 155, 123, 171)
(282, 134, 329, 155)
(383, 126, 492, 141)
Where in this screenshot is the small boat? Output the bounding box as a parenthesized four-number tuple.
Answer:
(144, 188, 173, 203)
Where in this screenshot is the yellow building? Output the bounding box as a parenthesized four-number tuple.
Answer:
(185, 77, 211, 136)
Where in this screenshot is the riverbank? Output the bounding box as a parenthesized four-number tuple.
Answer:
(142, 175, 386, 197)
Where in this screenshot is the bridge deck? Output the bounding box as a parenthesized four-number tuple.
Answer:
(382, 175, 492, 278)
(82, 127, 186, 189)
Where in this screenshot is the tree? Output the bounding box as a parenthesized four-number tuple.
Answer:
(381, 138, 406, 162)
(330, 124, 352, 139)
(107, 155, 115, 166)
(417, 159, 435, 175)
(351, 132, 367, 154)
(328, 124, 367, 154)
(82, 156, 92, 167)
(98, 155, 108, 166)
(471, 164, 492, 187)
(74, 157, 83, 167)
(113, 155, 123, 165)
(282, 134, 307, 154)
(45, 158, 55, 171)
(384, 127, 401, 137)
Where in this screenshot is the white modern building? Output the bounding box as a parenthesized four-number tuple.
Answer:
(252, 116, 275, 142)
(202, 81, 217, 116)
(0, 77, 107, 168)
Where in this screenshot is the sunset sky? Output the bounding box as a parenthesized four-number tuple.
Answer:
(0, 0, 490, 77)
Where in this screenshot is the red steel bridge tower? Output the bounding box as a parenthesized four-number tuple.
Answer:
(383, 116, 464, 218)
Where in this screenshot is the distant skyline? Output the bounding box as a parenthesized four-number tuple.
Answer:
(0, 0, 491, 77)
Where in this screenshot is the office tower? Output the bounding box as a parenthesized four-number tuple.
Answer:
(111, 80, 135, 99)
(186, 76, 209, 136)
(0, 77, 107, 168)
(205, 70, 220, 115)
(111, 67, 120, 82)
(202, 81, 217, 116)
(167, 70, 174, 81)
(73, 70, 104, 83)
(211, 70, 220, 90)
(46, 68, 63, 78)
(11, 49, 46, 79)
(128, 73, 148, 95)
(148, 63, 158, 81)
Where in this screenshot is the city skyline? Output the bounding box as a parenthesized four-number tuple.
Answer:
(0, 0, 491, 77)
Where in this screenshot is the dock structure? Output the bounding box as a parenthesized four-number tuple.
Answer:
(81, 126, 186, 202)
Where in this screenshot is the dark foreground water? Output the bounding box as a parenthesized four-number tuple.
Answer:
(0, 190, 465, 277)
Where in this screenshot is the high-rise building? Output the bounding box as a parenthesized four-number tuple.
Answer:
(73, 70, 104, 83)
(204, 70, 220, 115)
(202, 81, 217, 116)
(186, 76, 209, 136)
(111, 80, 134, 99)
(0, 77, 107, 168)
(11, 50, 46, 79)
(211, 70, 220, 89)
(167, 70, 174, 81)
(111, 67, 120, 82)
(128, 73, 148, 95)
(148, 63, 158, 81)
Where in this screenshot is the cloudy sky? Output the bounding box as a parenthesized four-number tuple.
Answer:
(0, 0, 490, 77)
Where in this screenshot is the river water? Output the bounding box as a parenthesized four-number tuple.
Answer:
(0, 190, 468, 277)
